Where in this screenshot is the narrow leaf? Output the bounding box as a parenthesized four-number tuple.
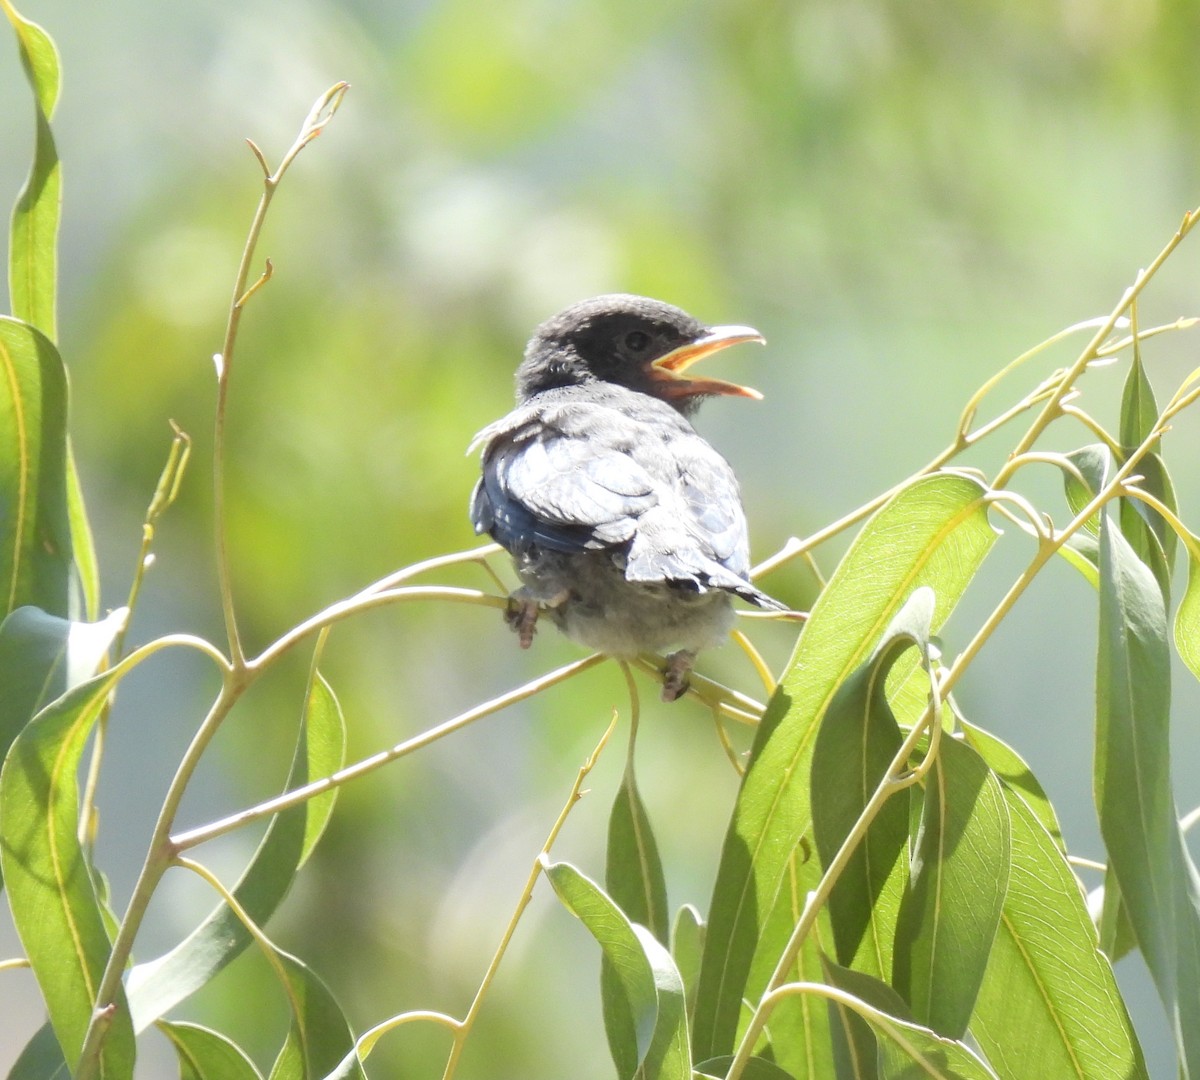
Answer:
(1175, 537, 1200, 684)
(300, 670, 346, 866)
(267, 952, 359, 1080)
(607, 759, 669, 942)
(1095, 513, 1200, 1073)
(960, 721, 1063, 851)
(0, 669, 135, 1073)
(160, 1021, 264, 1080)
(128, 654, 336, 1028)
(0, 317, 73, 618)
(693, 473, 997, 1060)
(693, 1057, 797, 1079)
(744, 856, 835, 1079)
(1118, 347, 1176, 583)
(812, 589, 933, 982)
(893, 735, 1010, 1038)
(4, 0, 61, 338)
(969, 783, 1147, 1079)
(65, 442, 100, 620)
(671, 904, 704, 1020)
(6, 1022, 68, 1080)
(544, 857, 690, 1079)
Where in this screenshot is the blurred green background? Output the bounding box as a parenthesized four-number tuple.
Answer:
(3, 1, 1199, 1076)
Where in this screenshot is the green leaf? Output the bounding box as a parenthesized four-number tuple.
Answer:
(812, 589, 933, 981)
(743, 857, 834, 1079)
(1093, 864, 1138, 962)
(544, 857, 690, 1079)
(1095, 512, 1200, 1072)
(1174, 535, 1200, 684)
(1118, 347, 1176, 588)
(959, 720, 1063, 851)
(969, 783, 1147, 1079)
(607, 755, 669, 942)
(0, 668, 135, 1074)
(127, 659, 342, 1028)
(299, 670, 346, 866)
(6, 1022, 68, 1079)
(4, 0, 61, 339)
(693, 473, 997, 1060)
(823, 960, 915, 1078)
(0, 605, 125, 754)
(267, 952, 359, 1080)
(893, 735, 1010, 1039)
(65, 442, 100, 621)
(160, 1021, 264, 1080)
(1061, 444, 1110, 533)
(671, 904, 705, 1020)
(602, 747, 678, 1077)
(0, 317, 73, 618)
(0, 605, 126, 893)
(693, 1057, 797, 1079)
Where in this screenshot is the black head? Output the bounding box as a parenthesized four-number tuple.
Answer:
(515, 294, 764, 414)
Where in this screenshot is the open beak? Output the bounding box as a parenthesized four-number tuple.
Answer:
(648, 325, 766, 400)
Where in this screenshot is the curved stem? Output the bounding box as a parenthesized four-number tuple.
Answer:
(249, 585, 508, 672)
(211, 82, 349, 671)
(173, 654, 606, 851)
(440, 714, 617, 1080)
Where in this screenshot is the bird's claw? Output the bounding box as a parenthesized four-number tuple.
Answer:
(661, 649, 696, 703)
(505, 597, 540, 649)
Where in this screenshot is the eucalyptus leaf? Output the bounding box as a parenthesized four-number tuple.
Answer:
(969, 778, 1147, 1078)
(693, 473, 997, 1060)
(812, 588, 934, 981)
(160, 1020, 264, 1080)
(0, 318, 73, 618)
(0, 668, 135, 1074)
(128, 660, 343, 1028)
(543, 856, 690, 1079)
(1095, 512, 1200, 1074)
(893, 735, 1010, 1039)
(267, 951, 360, 1080)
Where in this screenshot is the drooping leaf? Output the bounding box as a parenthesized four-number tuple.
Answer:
(160, 1021, 264, 1080)
(0, 318, 73, 618)
(969, 777, 1147, 1079)
(693, 473, 997, 1060)
(607, 756, 669, 942)
(299, 670, 347, 867)
(823, 960, 916, 1078)
(0, 668, 135, 1074)
(959, 720, 1063, 851)
(6, 1021, 68, 1080)
(603, 753, 675, 1076)
(671, 904, 705, 1020)
(127, 660, 345, 1028)
(4, 0, 61, 339)
(543, 857, 690, 1080)
(1118, 347, 1176, 590)
(267, 952, 360, 1080)
(812, 588, 934, 982)
(1095, 512, 1200, 1073)
(1174, 535, 1200, 684)
(893, 734, 1010, 1039)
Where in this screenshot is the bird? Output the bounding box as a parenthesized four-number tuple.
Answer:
(469, 294, 784, 701)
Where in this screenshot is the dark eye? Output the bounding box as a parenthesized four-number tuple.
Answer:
(624, 330, 650, 352)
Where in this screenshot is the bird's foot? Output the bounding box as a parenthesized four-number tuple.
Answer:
(661, 650, 697, 703)
(505, 596, 540, 649)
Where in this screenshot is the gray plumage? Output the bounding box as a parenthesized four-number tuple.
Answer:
(470, 295, 782, 697)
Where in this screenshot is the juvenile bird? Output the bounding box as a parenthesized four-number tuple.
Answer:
(469, 294, 783, 701)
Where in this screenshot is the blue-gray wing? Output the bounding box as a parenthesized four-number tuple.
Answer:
(470, 399, 783, 608)
(470, 405, 658, 556)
